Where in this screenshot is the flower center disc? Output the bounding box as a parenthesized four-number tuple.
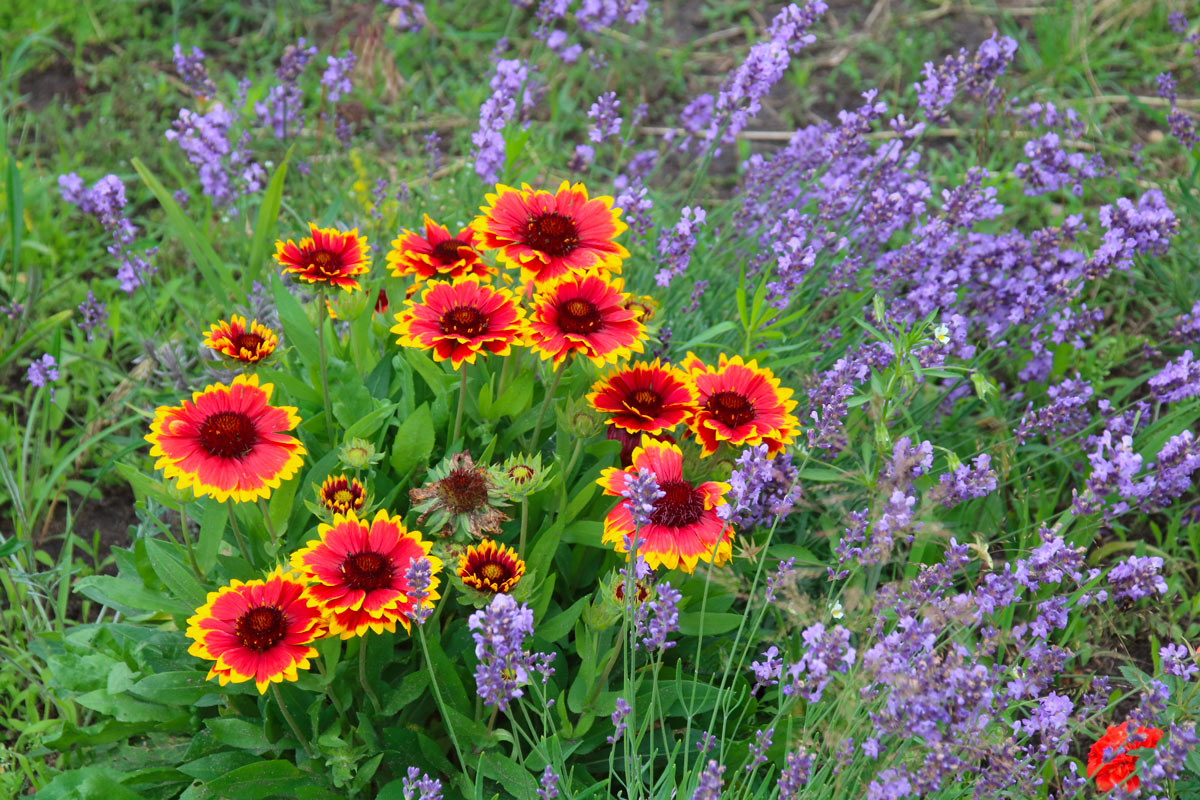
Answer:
(508, 465, 535, 485)
(235, 605, 287, 651)
(432, 238, 470, 264)
(340, 551, 393, 591)
(558, 298, 602, 334)
(333, 489, 354, 506)
(441, 306, 488, 337)
(706, 391, 756, 428)
(648, 479, 705, 527)
(234, 332, 264, 352)
(628, 388, 662, 416)
(525, 213, 580, 257)
(309, 250, 338, 275)
(438, 468, 490, 513)
(198, 411, 258, 459)
(480, 563, 506, 582)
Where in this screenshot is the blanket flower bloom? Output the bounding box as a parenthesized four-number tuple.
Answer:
(391, 278, 527, 369)
(598, 438, 733, 572)
(186, 567, 323, 693)
(203, 314, 278, 364)
(1087, 722, 1163, 792)
(387, 215, 491, 282)
(588, 360, 696, 434)
(291, 509, 442, 638)
(274, 223, 370, 292)
(318, 474, 366, 514)
(683, 353, 799, 457)
(145, 374, 305, 503)
(471, 182, 628, 286)
(527, 271, 644, 366)
(458, 539, 526, 594)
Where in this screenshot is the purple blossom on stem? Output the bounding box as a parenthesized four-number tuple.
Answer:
(588, 91, 622, 143)
(929, 453, 997, 507)
(639, 582, 681, 651)
(1147, 350, 1200, 403)
(1015, 376, 1093, 444)
(472, 59, 532, 183)
(172, 44, 216, 97)
(1160, 644, 1197, 681)
(607, 697, 631, 743)
(1138, 723, 1198, 795)
(719, 444, 801, 528)
(621, 467, 663, 527)
(537, 765, 559, 799)
(404, 557, 433, 625)
(77, 290, 108, 341)
(1107, 555, 1167, 605)
(614, 177, 653, 246)
(691, 760, 725, 800)
(764, 557, 796, 603)
(1013, 132, 1107, 196)
(654, 206, 705, 287)
(783, 622, 856, 701)
(575, 0, 648, 31)
(27, 354, 59, 399)
(382, 0, 427, 33)
(423, 131, 442, 177)
(165, 105, 236, 205)
(915, 33, 1018, 121)
(468, 593, 555, 711)
(750, 645, 784, 692)
(776, 747, 813, 798)
(746, 727, 773, 771)
(402, 767, 442, 800)
(1156, 72, 1178, 103)
(1170, 300, 1200, 343)
(321, 50, 356, 102)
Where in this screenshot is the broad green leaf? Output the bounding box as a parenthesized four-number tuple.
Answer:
(179, 751, 260, 782)
(481, 751, 539, 798)
(390, 403, 435, 478)
(204, 760, 321, 800)
(272, 277, 320, 371)
(247, 154, 290, 274)
(205, 717, 272, 754)
(144, 538, 206, 610)
(75, 575, 193, 617)
(129, 670, 216, 705)
(196, 500, 225, 572)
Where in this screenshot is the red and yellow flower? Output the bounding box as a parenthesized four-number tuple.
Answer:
(471, 182, 628, 287)
(386, 216, 491, 282)
(527, 271, 644, 366)
(683, 353, 799, 457)
(290, 509, 442, 638)
(598, 437, 734, 572)
(318, 474, 366, 514)
(1087, 722, 1163, 793)
(274, 223, 370, 292)
(203, 314, 278, 364)
(391, 278, 527, 369)
(145, 374, 305, 503)
(186, 567, 323, 694)
(457, 539, 525, 594)
(588, 360, 696, 434)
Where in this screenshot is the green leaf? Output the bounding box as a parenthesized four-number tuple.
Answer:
(75, 575, 193, 617)
(538, 597, 587, 642)
(29, 767, 149, 800)
(481, 751, 539, 797)
(204, 760, 321, 800)
(196, 500, 225, 573)
(272, 277, 320, 371)
(205, 718, 273, 754)
(144, 538, 206, 610)
(390, 403, 435, 477)
(129, 670, 216, 705)
(247, 154, 290, 274)
(7, 154, 23, 280)
(491, 371, 534, 419)
(179, 751, 261, 782)
(678, 612, 742, 636)
(131, 157, 236, 301)
(384, 670, 430, 714)
(343, 402, 398, 440)
(74, 689, 182, 723)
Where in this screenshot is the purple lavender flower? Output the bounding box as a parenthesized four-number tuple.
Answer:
(614, 177, 653, 246)
(472, 59, 534, 183)
(468, 593, 554, 711)
(59, 174, 156, 292)
(321, 50, 357, 102)
(382, 0, 427, 32)
(929, 453, 997, 507)
(764, 557, 796, 603)
(720, 445, 802, 529)
(1156, 71, 1179, 103)
(172, 44, 216, 97)
(166, 105, 236, 205)
(27, 354, 59, 399)
(77, 290, 108, 341)
(750, 646, 784, 692)
(621, 467, 664, 527)
(402, 766, 442, 800)
(1171, 300, 1200, 343)
(568, 143, 594, 172)
(607, 697, 631, 743)
(588, 91, 622, 143)
(1013, 132, 1107, 196)
(1148, 350, 1200, 403)
(783, 622, 855, 701)
(1160, 643, 1197, 681)
(1016, 376, 1094, 444)
(404, 557, 434, 625)
(537, 765, 559, 799)
(691, 759, 724, 800)
(1137, 723, 1197, 795)
(1169, 11, 1189, 33)
(776, 747, 813, 798)
(1099, 189, 1179, 258)
(575, 0, 648, 31)
(746, 727, 773, 771)
(654, 206, 705, 287)
(1168, 108, 1199, 149)
(423, 131, 442, 177)
(1107, 555, 1167, 605)
(915, 33, 1018, 121)
(639, 582, 681, 651)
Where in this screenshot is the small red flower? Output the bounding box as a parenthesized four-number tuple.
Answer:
(274, 223, 370, 293)
(1087, 722, 1163, 793)
(527, 271, 645, 367)
(391, 278, 527, 369)
(387, 215, 491, 282)
(588, 360, 696, 434)
(203, 315, 278, 364)
(683, 352, 799, 458)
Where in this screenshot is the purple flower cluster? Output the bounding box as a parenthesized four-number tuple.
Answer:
(58, 173, 157, 292)
(172, 44, 216, 97)
(77, 290, 108, 341)
(1148, 350, 1200, 403)
(1160, 643, 1197, 681)
(1106, 555, 1167, 604)
(637, 582, 681, 651)
(928, 453, 997, 507)
(165, 105, 236, 204)
(691, 759, 725, 800)
(1013, 132, 1107, 196)
(621, 467, 664, 527)
(915, 33, 1018, 121)
(776, 747, 813, 798)
(1157, 70, 1198, 149)
(255, 39, 317, 140)
(382, 0, 427, 33)
(607, 696, 630, 744)
(468, 593, 555, 711)
(404, 557, 434, 625)
(537, 765, 559, 799)
(401, 767, 442, 800)
(575, 0, 648, 31)
(719, 445, 801, 529)
(588, 91, 622, 142)
(27, 354, 59, 399)
(783, 622, 856, 701)
(1170, 300, 1200, 343)
(473, 59, 534, 183)
(321, 50, 356, 102)
(1015, 376, 1094, 444)
(746, 727, 773, 771)
(654, 206, 706, 288)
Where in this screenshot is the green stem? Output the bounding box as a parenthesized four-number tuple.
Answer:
(226, 504, 252, 564)
(316, 290, 335, 436)
(258, 497, 279, 551)
(453, 366, 468, 445)
(358, 636, 383, 714)
(314, 658, 350, 723)
(272, 684, 316, 759)
(417, 626, 470, 774)
(518, 497, 529, 556)
(178, 505, 204, 582)
(528, 361, 564, 449)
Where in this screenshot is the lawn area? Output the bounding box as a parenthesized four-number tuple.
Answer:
(2, 1, 1199, 798)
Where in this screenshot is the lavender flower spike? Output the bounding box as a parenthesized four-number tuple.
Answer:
(691, 759, 725, 800)
(27, 354, 60, 400)
(621, 467, 664, 527)
(404, 557, 434, 625)
(402, 766, 442, 800)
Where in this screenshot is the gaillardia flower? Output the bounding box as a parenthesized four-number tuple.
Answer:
(1087, 722, 1163, 793)
(291, 509, 442, 638)
(146, 374, 305, 503)
(588, 360, 696, 434)
(203, 314, 278, 364)
(186, 568, 323, 694)
(410, 452, 511, 539)
(683, 353, 799, 457)
(458, 539, 525, 594)
(598, 438, 734, 572)
(471, 182, 629, 286)
(391, 278, 527, 369)
(318, 474, 366, 514)
(274, 223, 370, 292)
(528, 272, 644, 366)
(386, 215, 491, 282)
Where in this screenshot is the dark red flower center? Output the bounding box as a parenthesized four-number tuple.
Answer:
(331, 488, 356, 507)
(432, 238, 471, 264)
(308, 250, 342, 276)
(648, 479, 705, 528)
(234, 332, 265, 353)
(558, 298, 603, 334)
(525, 213, 580, 257)
(627, 388, 663, 417)
(508, 464, 535, 484)
(480, 562, 506, 582)
(441, 306, 489, 337)
(438, 467, 490, 513)
(235, 605, 287, 651)
(706, 391, 756, 428)
(198, 411, 258, 459)
(340, 551, 394, 592)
